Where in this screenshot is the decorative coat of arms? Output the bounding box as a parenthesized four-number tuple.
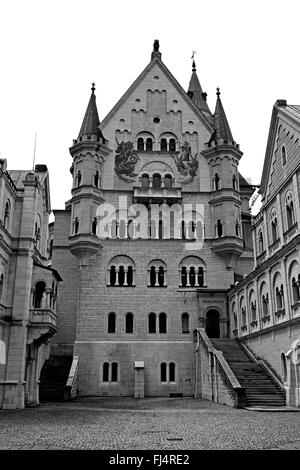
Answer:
(174, 141, 199, 183)
(114, 140, 140, 182)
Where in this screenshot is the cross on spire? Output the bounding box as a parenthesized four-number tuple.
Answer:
(91, 82, 96, 94)
(216, 87, 221, 97)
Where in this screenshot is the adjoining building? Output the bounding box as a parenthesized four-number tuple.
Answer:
(228, 101, 300, 407)
(0, 160, 61, 409)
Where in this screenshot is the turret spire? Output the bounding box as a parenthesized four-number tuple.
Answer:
(213, 88, 234, 143)
(78, 83, 101, 139)
(187, 57, 211, 116)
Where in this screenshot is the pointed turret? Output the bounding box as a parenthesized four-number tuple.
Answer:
(78, 83, 102, 139)
(212, 88, 234, 144)
(187, 60, 211, 116)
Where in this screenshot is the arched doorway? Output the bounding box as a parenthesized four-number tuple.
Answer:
(206, 309, 220, 338)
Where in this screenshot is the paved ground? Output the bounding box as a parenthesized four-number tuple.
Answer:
(0, 397, 299, 450)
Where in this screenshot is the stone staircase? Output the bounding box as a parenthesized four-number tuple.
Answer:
(211, 339, 286, 407)
(39, 355, 73, 401)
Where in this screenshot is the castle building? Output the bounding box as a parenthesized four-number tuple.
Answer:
(228, 100, 300, 407)
(48, 40, 254, 398)
(0, 160, 61, 409)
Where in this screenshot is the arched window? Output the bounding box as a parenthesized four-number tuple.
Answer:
(251, 301, 256, 321)
(111, 362, 118, 382)
(182, 313, 189, 334)
(271, 209, 278, 243)
(282, 146, 286, 165)
(235, 220, 240, 237)
(0, 274, 4, 302)
(276, 285, 283, 311)
(92, 217, 97, 235)
(281, 353, 287, 382)
(169, 362, 176, 382)
(179, 257, 205, 288)
(127, 266, 133, 286)
(108, 312, 116, 333)
(108, 256, 135, 287)
(153, 173, 161, 189)
(160, 138, 167, 151)
(232, 174, 237, 190)
(32, 281, 46, 309)
(118, 266, 125, 286)
(286, 193, 295, 230)
(217, 220, 223, 238)
(164, 174, 172, 189)
(233, 312, 238, 330)
(141, 174, 150, 188)
(94, 171, 100, 187)
(75, 171, 82, 186)
(125, 313, 133, 333)
(214, 174, 220, 191)
(181, 266, 187, 287)
(169, 139, 176, 152)
(262, 294, 269, 317)
(258, 230, 264, 253)
(150, 266, 156, 287)
(137, 138, 144, 151)
(146, 138, 153, 151)
(103, 362, 109, 382)
(4, 201, 10, 230)
(110, 266, 116, 286)
(292, 276, 300, 303)
(73, 217, 79, 235)
(160, 363, 167, 382)
(49, 239, 53, 258)
(159, 313, 167, 333)
(149, 313, 156, 333)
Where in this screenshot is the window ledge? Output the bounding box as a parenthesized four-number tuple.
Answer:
(269, 238, 280, 250)
(261, 315, 270, 323)
(241, 325, 247, 332)
(283, 222, 298, 237)
(107, 285, 136, 287)
(291, 302, 300, 310)
(147, 285, 168, 288)
(275, 309, 285, 317)
(250, 320, 258, 327)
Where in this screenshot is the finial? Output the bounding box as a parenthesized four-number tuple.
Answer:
(192, 60, 196, 72)
(216, 87, 221, 97)
(91, 82, 95, 94)
(153, 39, 160, 52)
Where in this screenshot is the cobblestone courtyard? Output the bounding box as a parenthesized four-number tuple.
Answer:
(0, 397, 299, 450)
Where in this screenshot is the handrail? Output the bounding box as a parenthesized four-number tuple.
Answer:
(194, 329, 245, 407)
(239, 341, 285, 391)
(64, 355, 79, 400)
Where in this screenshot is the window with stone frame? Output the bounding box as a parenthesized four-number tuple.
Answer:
(179, 256, 205, 287)
(107, 256, 135, 287)
(285, 192, 295, 230)
(181, 313, 190, 333)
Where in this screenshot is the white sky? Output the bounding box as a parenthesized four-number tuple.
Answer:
(0, 0, 299, 210)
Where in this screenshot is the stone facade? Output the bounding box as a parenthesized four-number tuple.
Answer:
(51, 41, 254, 397)
(228, 101, 300, 407)
(0, 160, 61, 409)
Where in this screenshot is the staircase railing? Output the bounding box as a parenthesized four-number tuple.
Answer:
(194, 329, 246, 408)
(239, 341, 285, 392)
(64, 355, 79, 401)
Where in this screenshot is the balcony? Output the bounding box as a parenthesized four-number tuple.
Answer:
(133, 186, 182, 204)
(29, 308, 57, 330)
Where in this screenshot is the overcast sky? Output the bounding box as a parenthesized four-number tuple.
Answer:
(0, 0, 299, 211)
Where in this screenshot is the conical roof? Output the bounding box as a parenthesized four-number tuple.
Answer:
(213, 88, 234, 142)
(187, 60, 211, 115)
(78, 83, 101, 139)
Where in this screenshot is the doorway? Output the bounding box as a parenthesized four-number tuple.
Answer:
(206, 309, 220, 338)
